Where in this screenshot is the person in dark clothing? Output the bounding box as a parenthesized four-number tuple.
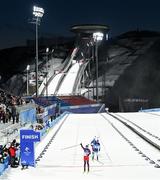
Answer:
(80, 143, 91, 172)
(11, 104, 16, 124)
(0, 107, 5, 123)
(11, 139, 16, 146)
(55, 102, 61, 118)
(5, 107, 11, 123)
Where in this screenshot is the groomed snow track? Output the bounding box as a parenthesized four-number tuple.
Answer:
(2, 112, 160, 180)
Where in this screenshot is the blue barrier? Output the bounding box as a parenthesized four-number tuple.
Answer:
(32, 96, 70, 107)
(40, 127, 47, 137)
(37, 104, 56, 124)
(4, 157, 9, 169)
(0, 164, 5, 175)
(0, 156, 9, 176)
(19, 108, 36, 124)
(139, 108, 160, 112)
(61, 104, 105, 113)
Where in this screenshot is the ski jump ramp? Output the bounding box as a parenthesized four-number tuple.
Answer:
(41, 48, 78, 96)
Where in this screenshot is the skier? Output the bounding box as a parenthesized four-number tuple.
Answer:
(91, 137, 101, 161)
(91, 137, 97, 160)
(91, 137, 97, 147)
(80, 143, 91, 172)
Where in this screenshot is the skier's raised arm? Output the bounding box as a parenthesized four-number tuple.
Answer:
(80, 143, 85, 149)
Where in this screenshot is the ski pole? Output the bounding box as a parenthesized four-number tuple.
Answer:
(61, 144, 80, 150)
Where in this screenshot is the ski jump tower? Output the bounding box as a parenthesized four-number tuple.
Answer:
(70, 24, 110, 102)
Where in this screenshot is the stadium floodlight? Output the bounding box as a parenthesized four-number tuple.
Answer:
(26, 65, 30, 71)
(46, 47, 49, 53)
(93, 32, 104, 102)
(32, 5, 44, 97)
(93, 32, 104, 41)
(33, 6, 44, 18)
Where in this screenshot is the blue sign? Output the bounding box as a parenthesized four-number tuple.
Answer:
(20, 130, 40, 142)
(20, 130, 41, 167)
(20, 141, 35, 167)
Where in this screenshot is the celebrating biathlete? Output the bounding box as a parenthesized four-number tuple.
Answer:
(80, 143, 91, 172)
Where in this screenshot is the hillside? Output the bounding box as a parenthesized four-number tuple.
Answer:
(98, 30, 160, 111)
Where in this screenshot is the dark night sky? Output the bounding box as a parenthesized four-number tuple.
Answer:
(0, 0, 160, 49)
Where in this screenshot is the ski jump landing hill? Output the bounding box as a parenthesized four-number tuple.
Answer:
(38, 47, 83, 96)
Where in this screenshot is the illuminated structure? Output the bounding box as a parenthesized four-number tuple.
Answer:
(32, 6, 44, 97)
(71, 24, 109, 101)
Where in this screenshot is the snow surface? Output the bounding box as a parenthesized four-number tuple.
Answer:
(1, 112, 160, 180)
(43, 61, 80, 95)
(44, 73, 64, 95)
(57, 62, 80, 95)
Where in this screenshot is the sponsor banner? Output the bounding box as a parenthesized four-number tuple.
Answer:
(20, 141, 35, 167)
(20, 130, 40, 167)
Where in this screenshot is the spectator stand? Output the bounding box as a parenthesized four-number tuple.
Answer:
(0, 105, 67, 175)
(0, 89, 37, 175)
(0, 104, 31, 146)
(0, 123, 19, 145)
(0, 104, 37, 175)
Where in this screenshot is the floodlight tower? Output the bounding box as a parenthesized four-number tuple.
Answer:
(26, 65, 30, 96)
(93, 32, 104, 102)
(32, 6, 44, 97)
(46, 47, 49, 97)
